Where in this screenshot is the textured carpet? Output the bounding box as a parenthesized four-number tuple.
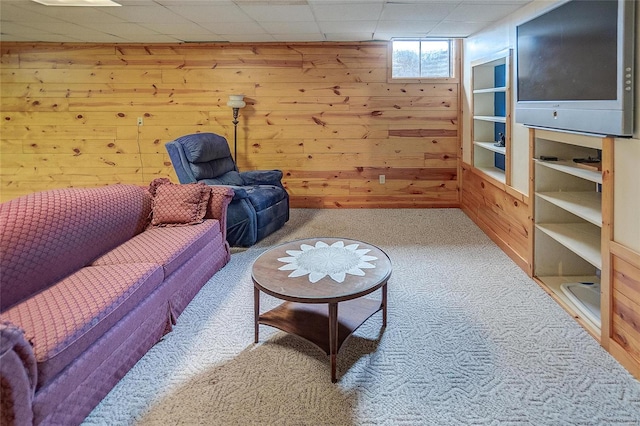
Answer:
(84, 209, 640, 425)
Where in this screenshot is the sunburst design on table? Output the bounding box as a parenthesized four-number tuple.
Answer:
(276, 240, 378, 283)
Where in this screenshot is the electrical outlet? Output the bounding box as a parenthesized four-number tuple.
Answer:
(379, 174, 385, 184)
(137, 117, 143, 126)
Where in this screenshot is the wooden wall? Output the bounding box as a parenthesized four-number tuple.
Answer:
(0, 42, 460, 207)
(607, 242, 640, 379)
(460, 163, 531, 272)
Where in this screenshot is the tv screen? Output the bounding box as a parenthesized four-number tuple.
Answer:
(515, 0, 635, 137)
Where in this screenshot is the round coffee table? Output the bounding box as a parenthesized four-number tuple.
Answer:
(252, 237, 391, 382)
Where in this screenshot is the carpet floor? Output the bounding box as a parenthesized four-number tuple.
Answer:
(84, 209, 640, 425)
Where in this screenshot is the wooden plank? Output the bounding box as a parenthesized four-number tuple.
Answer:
(255, 82, 458, 97)
(217, 109, 457, 127)
(612, 254, 640, 317)
(17, 54, 304, 69)
(612, 290, 640, 363)
(0, 82, 257, 98)
(1, 125, 117, 140)
(12, 138, 138, 154)
(3, 111, 210, 126)
(349, 96, 458, 111)
(2, 153, 145, 168)
(301, 137, 458, 155)
(1, 68, 162, 84)
(0, 97, 69, 112)
(160, 67, 388, 84)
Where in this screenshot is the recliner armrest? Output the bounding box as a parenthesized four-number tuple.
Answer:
(239, 170, 283, 187)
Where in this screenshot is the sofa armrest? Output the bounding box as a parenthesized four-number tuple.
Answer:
(205, 186, 234, 240)
(239, 170, 283, 187)
(1, 321, 36, 426)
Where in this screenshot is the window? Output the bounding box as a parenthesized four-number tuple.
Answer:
(391, 39, 454, 79)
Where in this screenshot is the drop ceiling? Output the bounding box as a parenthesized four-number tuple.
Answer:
(0, 0, 533, 43)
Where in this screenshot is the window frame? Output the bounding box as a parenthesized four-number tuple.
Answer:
(387, 38, 461, 84)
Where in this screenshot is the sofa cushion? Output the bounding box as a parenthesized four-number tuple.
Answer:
(0, 263, 164, 388)
(150, 182, 211, 227)
(0, 185, 152, 311)
(91, 221, 221, 277)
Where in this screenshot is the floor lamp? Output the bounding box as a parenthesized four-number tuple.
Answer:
(226, 95, 246, 163)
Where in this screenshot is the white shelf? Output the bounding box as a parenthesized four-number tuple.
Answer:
(537, 275, 601, 335)
(473, 115, 506, 123)
(536, 191, 602, 227)
(534, 159, 602, 184)
(536, 222, 601, 269)
(475, 166, 505, 183)
(473, 87, 507, 94)
(474, 141, 505, 155)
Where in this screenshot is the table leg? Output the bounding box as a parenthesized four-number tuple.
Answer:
(382, 282, 388, 328)
(329, 302, 338, 383)
(254, 286, 260, 343)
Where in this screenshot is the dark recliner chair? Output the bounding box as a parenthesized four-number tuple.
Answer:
(165, 133, 289, 247)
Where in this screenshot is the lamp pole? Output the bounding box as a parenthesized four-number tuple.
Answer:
(226, 95, 246, 164)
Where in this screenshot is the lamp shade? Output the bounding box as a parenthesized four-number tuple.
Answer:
(227, 94, 246, 109)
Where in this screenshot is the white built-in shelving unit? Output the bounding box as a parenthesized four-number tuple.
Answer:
(471, 49, 511, 185)
(530, 128, 612, 338)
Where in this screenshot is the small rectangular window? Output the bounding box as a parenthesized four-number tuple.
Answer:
(391, 39, 454, 80)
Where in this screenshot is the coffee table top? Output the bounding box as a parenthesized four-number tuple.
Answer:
(252, 237, 391, 303)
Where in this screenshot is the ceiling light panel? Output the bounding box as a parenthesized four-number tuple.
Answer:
(31, 0, 121, 6)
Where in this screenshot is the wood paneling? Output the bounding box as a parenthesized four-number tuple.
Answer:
(460, 162, 531, 272)
(0, 42, 459, 206)
(610, 243, 640, 376)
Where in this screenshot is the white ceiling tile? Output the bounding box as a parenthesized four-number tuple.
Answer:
(376, 20, 439, 34)
(23, 33, 85, 42)
(429, 21, 490, 37)
(381, 3, 458, 21)
(84, 22, 163, 35)
(271, 32, 324, 42)
(66, 32, 128, 42)
(317, 21, 377, 34)
(23, 21, 95, 34)
(373, 32, 407, 41)
(237, 4, 314, 22)
(115, 34, 183, 43)
(199, 21, 267, 35)
(311, 3, 383, 21)
(222, 33, 276, 43)
(447, 3, 525, 22)
(324, 32, 373, 42)
(165, 4, 253, 23)
(260, 21, 320, 34)
(100, 4, 190, 23)
(173, 34, 226, 43)
(156, 0, 235, 5)
(140, 22, 213, 35)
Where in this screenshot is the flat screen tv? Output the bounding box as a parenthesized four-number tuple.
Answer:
(515, 0, 635, 137)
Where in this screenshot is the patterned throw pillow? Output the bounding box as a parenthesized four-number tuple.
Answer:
(150, 181, 211, 227)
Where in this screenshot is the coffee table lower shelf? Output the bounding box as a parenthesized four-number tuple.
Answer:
(256, 297, 384, 380)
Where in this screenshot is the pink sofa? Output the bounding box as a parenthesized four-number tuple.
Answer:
(0, 182, 233, 425)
